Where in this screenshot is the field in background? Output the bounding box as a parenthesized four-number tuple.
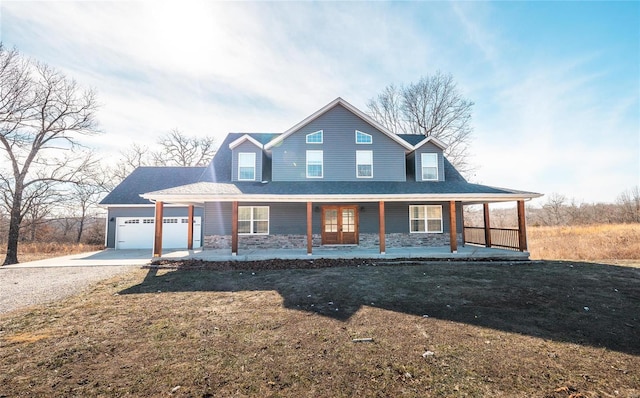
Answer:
(0, 242, 103, 263)
(528, 223, 640, 261)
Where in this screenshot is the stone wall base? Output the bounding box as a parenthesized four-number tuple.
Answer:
(204, 233, 463, 250)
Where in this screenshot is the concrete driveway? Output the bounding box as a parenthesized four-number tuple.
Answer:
(1, 249, 155, 268)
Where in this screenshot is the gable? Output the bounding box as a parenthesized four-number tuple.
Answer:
(269, 103, 408, 182)
(264, 98, 412, 151)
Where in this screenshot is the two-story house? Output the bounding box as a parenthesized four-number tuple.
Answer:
(100, 98, 541, 257)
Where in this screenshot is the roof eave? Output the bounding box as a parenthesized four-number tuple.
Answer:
(228, 134, 264, 150)
(141, 192, 543, 204)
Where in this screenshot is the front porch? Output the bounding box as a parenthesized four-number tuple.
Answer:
(157, 244, 530, 262)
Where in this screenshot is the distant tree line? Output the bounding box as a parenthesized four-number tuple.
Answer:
(464, 187, 640, 228)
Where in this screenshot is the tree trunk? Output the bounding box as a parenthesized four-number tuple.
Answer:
(76, 218, 85, 243)
(3, 189, 23, 265)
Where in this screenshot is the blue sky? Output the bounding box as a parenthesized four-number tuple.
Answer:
(1, 1, 638, 204)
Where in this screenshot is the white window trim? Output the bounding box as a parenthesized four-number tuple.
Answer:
(409, 205, 443, 233)
(421, 153, 439, 181)
(238, 206, 269, 235)
(238, 152, 256, 181)
(306, 130, 323, 144)
(306, 150, 323, 178)
(355, 130, 372, 144)
(356, 150, 373, 178)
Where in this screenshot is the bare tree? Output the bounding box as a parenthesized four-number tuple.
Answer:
(0, 45, 99, 265)
(617, 186, 640, 223)
(107, 143, 150, 189)
(367, 71, 474, 174)
(151, 128, 216, 167)
(107, 129, 216, 188)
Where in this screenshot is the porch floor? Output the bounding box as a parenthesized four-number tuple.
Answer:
(159, 245, 529, 262)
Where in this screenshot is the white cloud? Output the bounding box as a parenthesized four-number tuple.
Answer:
(1, 1, 637, 203)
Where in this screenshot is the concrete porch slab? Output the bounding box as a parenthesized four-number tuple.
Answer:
(159, 245, 529, 262)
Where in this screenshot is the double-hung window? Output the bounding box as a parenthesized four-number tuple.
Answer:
(238, 152, 256, 181)
(356, 150, 373, 178)
(421, 153, 438, 181)
(306, 150, 323, 178)
(409, 205, 443, 233)
(238, 206, 269, 235)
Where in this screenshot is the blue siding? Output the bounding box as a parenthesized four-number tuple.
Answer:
(231, 141, 263, 182)
(414, 142, 445, 181)
(105, 206, 204, 248)
(271, 104, 407, 182)
(202, 200, 463, 238)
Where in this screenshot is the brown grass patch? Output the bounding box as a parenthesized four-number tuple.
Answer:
(1, 261, 638, 397)
(0, 242, 103, 262)
(529, 223, 640, 261)
(4, 331, 53, 344)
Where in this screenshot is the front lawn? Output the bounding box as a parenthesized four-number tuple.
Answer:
(1, 260, 638, 397)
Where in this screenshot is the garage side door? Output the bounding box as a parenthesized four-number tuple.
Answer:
(116, 217, 202, 250)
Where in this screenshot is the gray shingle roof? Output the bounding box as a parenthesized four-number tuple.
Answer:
(104, 132, 540, 205)
(145, 180, 535, 198)
(99, 166, 207, 205)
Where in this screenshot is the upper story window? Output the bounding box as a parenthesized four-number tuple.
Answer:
(306, 150, 323, 178)
(355, 130, 372, 144)
(409, 205, 443, 233)
(306, 130, 323, 144)
(238, 152, 256, 181)
(356, 150, 373, 178)
(421, 153, 438, 181)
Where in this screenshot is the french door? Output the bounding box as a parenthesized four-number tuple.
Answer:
(321, 205, 359, 245)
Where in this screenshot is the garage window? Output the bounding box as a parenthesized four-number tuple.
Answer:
(238, 206, 269, 235)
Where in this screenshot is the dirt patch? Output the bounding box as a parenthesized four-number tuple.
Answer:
(1, 260, 638, 397)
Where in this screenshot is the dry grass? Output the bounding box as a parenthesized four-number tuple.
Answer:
(529, 223, 640, 261)
(0, 242, 103, 262)
(1, 261, 638, 397)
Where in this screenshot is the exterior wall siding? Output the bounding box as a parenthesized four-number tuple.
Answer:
(202, 200, 464, 249)
(271, 104, 407, 182)
(105, 206, 204, 248)
(414, 142, 445, 181)
(231, 141, 263, 182)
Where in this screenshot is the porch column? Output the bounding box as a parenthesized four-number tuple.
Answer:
(460, 204, 466, 247)
(483, 203, 492, 248)
(379, 201, 386, 254)
(517, 200, 528, 252)
(153, 201, 164, 257)
(231, 201, 238, 255)
(307, 201, 313, 255)
(187, 205, 194, 250)
(449, 201, 457, 253)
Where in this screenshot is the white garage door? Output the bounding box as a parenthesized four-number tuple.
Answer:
(115, 217, 202, 250)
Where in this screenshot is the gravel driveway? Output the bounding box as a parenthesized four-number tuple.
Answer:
(0, 265, 138, 314)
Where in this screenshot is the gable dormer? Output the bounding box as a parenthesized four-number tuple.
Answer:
(229, 134, 264, 182)
(412, 136, 447, 182)
(265, 98, 412, 182)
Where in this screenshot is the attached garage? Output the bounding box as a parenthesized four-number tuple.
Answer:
(115, 216, 202, 250)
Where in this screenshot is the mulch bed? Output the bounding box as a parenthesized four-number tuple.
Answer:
(149, 257, 528, 271)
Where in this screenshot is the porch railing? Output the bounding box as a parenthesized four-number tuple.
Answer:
(463, 226, 521, 251)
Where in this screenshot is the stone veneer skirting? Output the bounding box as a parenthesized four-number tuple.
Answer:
(204, 233, 462, 250)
